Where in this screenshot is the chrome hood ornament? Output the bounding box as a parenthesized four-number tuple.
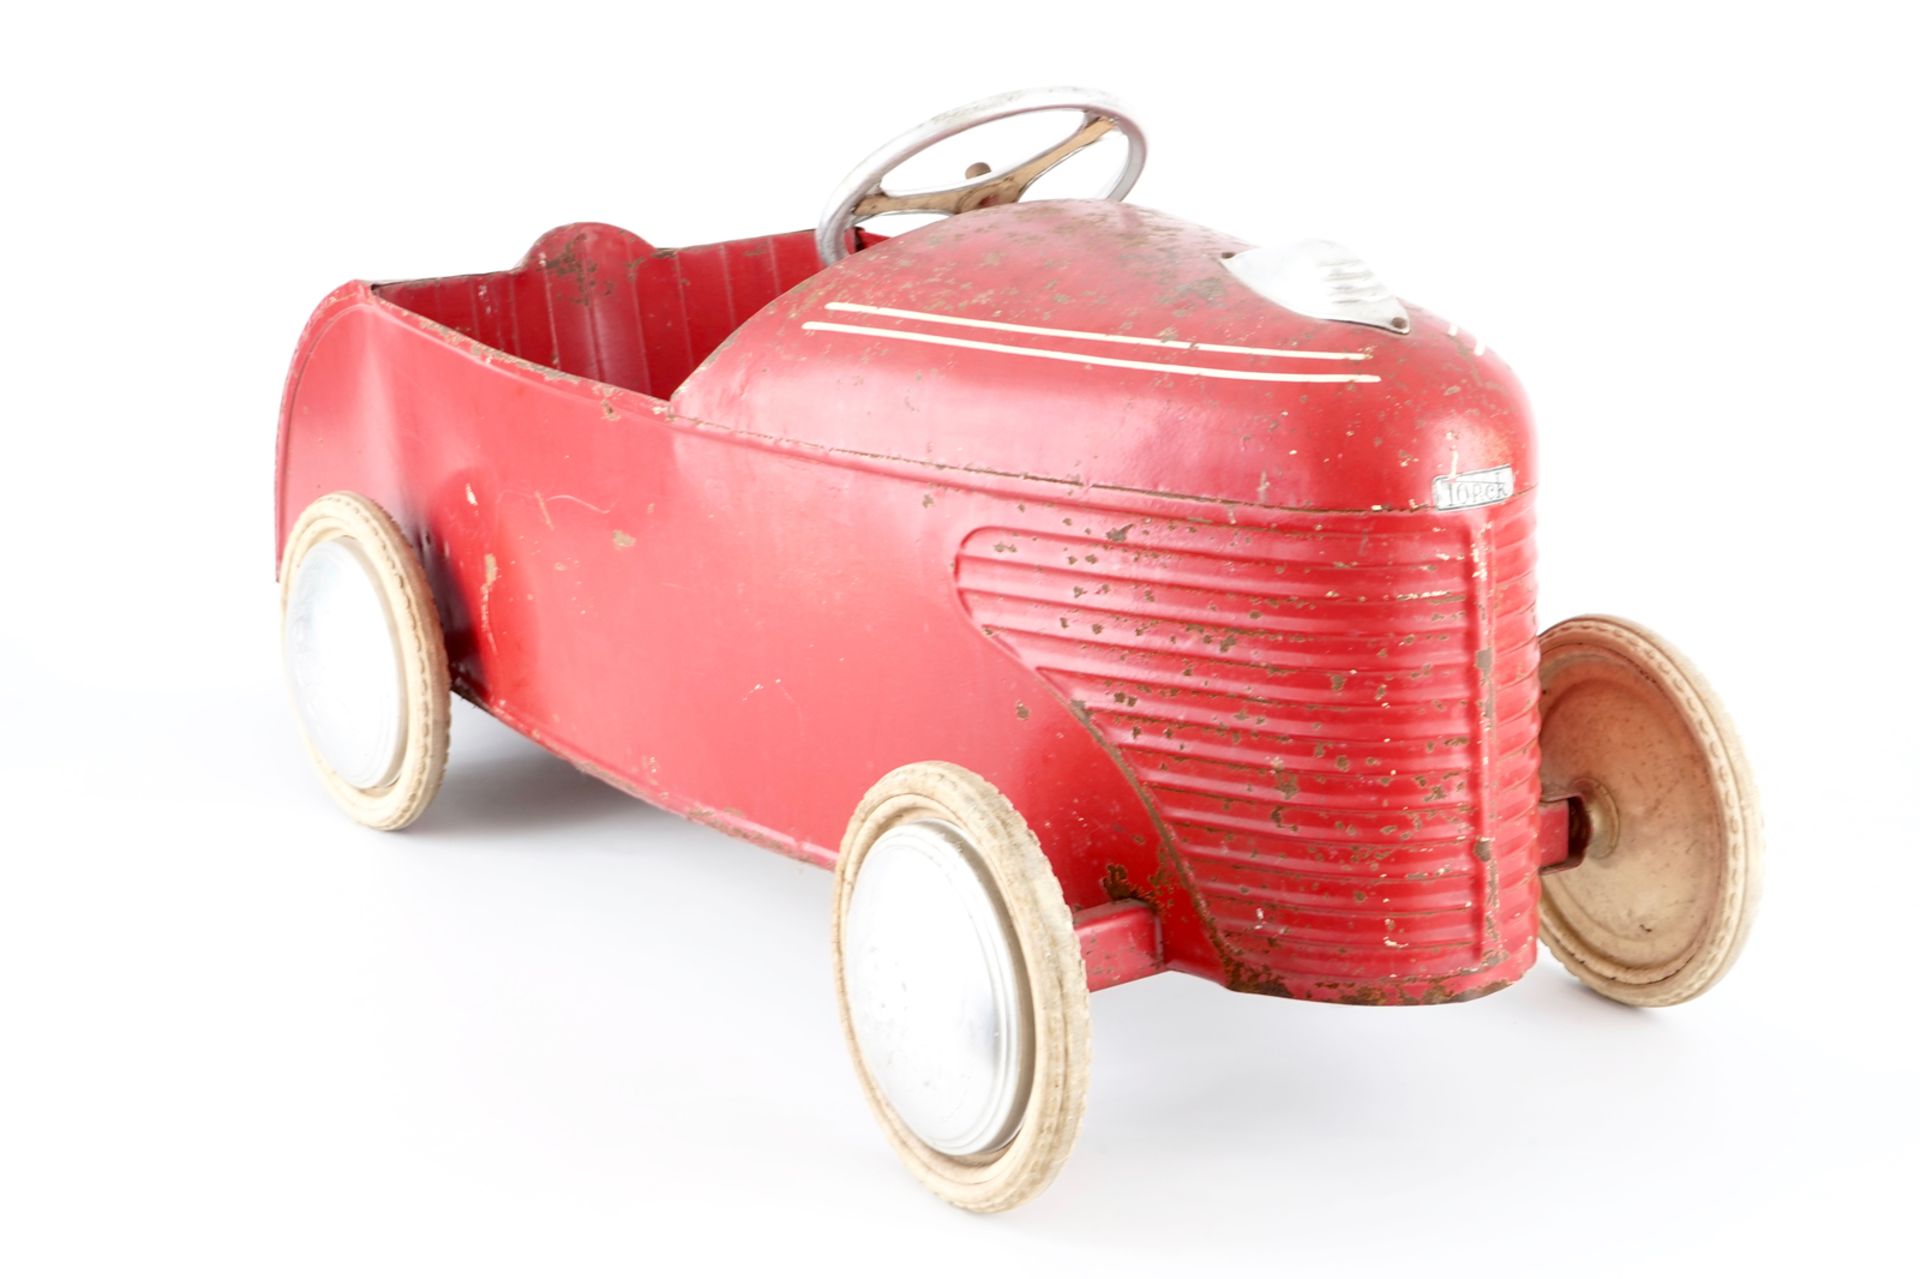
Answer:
(1224, 239, 1411, 335)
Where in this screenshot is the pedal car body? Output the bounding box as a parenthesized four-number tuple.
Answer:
(275, 89, 1760, 1211)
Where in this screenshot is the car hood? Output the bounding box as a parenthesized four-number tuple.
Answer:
(673, 200, 1532, 513)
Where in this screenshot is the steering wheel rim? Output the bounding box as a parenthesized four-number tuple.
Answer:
(815, 86, 1147, 267)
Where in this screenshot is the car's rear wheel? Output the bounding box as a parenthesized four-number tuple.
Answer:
(1536, 615, 1761, 1006)
(833, 762, 1089, 1212)
(279, 491, 449, 831)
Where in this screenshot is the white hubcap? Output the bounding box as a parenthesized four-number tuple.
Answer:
(283, 537, 407, 790)
(842, 820, 1032, 1156)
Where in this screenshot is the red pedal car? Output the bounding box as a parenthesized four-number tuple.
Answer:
(276, 88, 1762, 1211)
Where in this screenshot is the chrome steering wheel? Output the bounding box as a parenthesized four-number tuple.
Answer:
(815, 87, 1147, 266)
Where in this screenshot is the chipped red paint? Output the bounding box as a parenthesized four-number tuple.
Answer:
(277, 199, 1543, 1004)
(1075, 901, 1165, 991)
(959, 495, 1539, 1002)
(1537, 798, 1577, 872)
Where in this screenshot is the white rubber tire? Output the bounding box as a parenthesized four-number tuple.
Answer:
(834, 762, 1090, 1212)
(279, 491, 449, 831)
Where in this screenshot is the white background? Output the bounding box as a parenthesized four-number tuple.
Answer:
(4, 3, 1915, 1274)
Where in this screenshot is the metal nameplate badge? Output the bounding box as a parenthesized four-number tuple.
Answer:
(1432, 465, 1515, 511)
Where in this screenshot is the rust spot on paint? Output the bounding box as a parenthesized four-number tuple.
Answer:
(1016, 702, 1030, 720)
(612, 530, 636, 548)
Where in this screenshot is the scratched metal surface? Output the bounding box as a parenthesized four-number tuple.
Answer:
(276, 198, 1540, 1004)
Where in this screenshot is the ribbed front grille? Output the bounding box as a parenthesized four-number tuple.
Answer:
(957, 495, 1539, 996)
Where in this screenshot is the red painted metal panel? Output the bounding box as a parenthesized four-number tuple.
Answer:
(374, 224, 827, 401)
(277, 198, 1544, 1004)
(676, 201, 1533, 515)
(952, 495, 1538, 1001)
(1075, 902, 1164, 991)
(1536, 799, 1575, 871)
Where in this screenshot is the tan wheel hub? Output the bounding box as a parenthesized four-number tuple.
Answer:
(1537, 616, 1761, 1006)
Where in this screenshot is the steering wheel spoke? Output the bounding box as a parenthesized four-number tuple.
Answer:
(818, 89, 1146, 266)
(852, 184, 976, 220)
(993, 112, 1116, 205)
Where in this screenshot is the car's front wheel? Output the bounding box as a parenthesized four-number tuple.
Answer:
(1536, 615, 1762, 1006)
(279, 491, 449, 831)
(833, 762, 1089, 1212)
